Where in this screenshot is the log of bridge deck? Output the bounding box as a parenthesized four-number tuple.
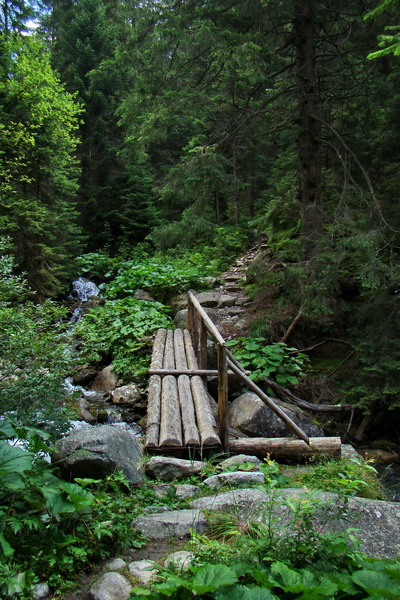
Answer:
(174, 329, 200, 446)
(146, 329, 166, 448)
(187, 292, 229, 452)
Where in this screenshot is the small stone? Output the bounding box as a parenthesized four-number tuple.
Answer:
(132, 508, 208, 540)
(203, 472, 265, 489)
(217, 294, 237, 308)
(175, 484, 201, 498)
(33, 583, 51, 599)
(89, 572, 132, 600)
(216, 454, 261, 472)
(104, 558, 126, 571)
(164, 551, 195, 571)
(145, 456, 205, 482)
(111, 384, 141, 406)
(128, 560, 158, 584)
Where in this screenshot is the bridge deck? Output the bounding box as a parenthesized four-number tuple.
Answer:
(145, 328, 221, 452)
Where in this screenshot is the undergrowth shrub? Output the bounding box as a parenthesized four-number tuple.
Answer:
(102, 258, 206, 302)
(73, 298, 170, 380)
(226, 337, 309, 385)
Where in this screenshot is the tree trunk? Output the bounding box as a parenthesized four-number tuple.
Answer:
(294, 1, 323, 261)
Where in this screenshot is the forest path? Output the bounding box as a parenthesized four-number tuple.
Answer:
(201, 237, 270, 340)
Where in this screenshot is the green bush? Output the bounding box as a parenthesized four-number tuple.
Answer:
(102, 258, 206, 302)
(73, 298, 171, 379)
(226, 337, 309, 385)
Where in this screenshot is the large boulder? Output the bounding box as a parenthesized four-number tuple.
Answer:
(90, 366, 123, 392)
(52, 425, 144, 484)
(229, 392, 324, 438)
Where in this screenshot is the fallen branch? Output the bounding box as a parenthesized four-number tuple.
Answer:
(263, 376, 352, 413)
(279, 306, 303, 343)
(328, 350, 355, 378)
(288, 337, 354, 355)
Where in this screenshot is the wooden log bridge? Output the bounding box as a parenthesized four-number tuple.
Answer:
(145, 291, 341, 459)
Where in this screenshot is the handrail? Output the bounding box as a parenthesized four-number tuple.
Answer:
(186, 290, 310, 452)
(187, 291, 226, 346)
(187, 290, 229, 451)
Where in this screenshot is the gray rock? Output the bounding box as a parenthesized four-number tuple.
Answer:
(341, 444, 364, 461)
(133, 289, 156, 302)
(77, 398, 96, 424)
(32, 583, 51, 599)
(190, 487, 400, 560)
(190, 488, 269, 518)
(104, 558, 127, 571)
(145, 456, 205, 482)
(128, 560, 158, 584)
(203, 472, 265, 489)
(164, 551, 195, 571)
(235, 297, 251, 306)
(216, 454, 262, 472)
(229, 392, 324, 438)
(132, 509, 208, 540)
(52, 425, 144, 484)
(153, 483, 201, 499)
(175, 484, 201, 498)
(73, 366, 99, 386)
(89, 572, 132, 600)
(193, 291, 220, 307)
(217, 294, 237, 308)
(111, 384, 141, 406)
(90, 365, 123, 392)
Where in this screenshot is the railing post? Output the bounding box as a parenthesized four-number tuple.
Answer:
(217, 343, 229, 453)
(187, 291, 199, 359)
(199, 319, 208, 370)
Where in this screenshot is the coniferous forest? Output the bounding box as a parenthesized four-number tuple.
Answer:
(2, 1, 400, 597)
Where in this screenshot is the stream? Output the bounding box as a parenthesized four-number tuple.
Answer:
(65, 278, 143, 436)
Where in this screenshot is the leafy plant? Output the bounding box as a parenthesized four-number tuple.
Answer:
(226, 338, 309, 385)
(74, 297, 171, 379)
(102, 258, 206, 302)
(286, 457, 385, 500)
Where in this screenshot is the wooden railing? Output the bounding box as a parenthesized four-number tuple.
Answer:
(187, 290, 310, 453)
(187, 290, 229, 451)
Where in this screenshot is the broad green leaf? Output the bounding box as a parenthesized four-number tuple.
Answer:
(0, 533, 14, 556)
(216, 585, 278, 600)
(191, 564, 238, 594)
(352, 569, 399, 598)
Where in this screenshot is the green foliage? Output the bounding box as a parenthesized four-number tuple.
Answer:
(0, 242, 72, 435)
(73, 251, 121, 282)
(0, 34, 82, 297)
(73, 297, 170, 379)
(0, 421, 148, 598)
(286, 458, 385, 500)
(226, 338, 309, 386)
(132, 488, 400, 600)
(103, 258, 206, 303)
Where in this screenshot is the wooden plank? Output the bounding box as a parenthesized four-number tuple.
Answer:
(173, 329, 188, 370)
(191, 375, 220, 447)
(227, 359, 310, 445)
(150, 329, 167, 370)
(183, 328, 198, 370)
(178, 375, 200, 446)
(146, 374, 162, 448)
(164, 329, 175, 370)
(174, 329, 200, 446)
(229, 437, 341, 461)
(159, 375, 182, 447)
(217, 344, 229, 452)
